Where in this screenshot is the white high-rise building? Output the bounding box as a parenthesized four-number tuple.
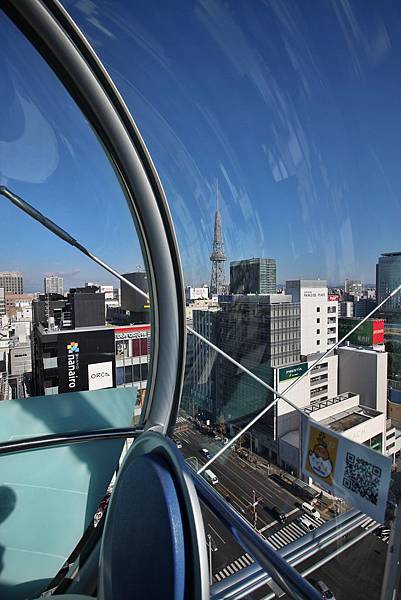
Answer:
(285, 280, 338, 355)
(44, 275, 63, 296)
(185, 286, 209, 301)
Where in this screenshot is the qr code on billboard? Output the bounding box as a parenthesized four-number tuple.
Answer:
(342, 452, 381, 505)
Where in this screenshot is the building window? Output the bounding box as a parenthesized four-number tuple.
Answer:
(316, 318, 320, 323)
(316, 329, 320, 334)
(116, 366, 124, 386)
(316, 307, 320, 312)
(317, 340, 320, 345)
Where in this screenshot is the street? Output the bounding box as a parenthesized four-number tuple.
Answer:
(174, 422, 394, 599)
(175, 425, 323, 581)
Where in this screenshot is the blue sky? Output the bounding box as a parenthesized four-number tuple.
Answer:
(1, 1, 401, 291)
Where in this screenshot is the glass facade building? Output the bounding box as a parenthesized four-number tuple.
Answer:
(376, 252, 401, 316)
(190, 296, 300, 424)
(230, 258, 276, 295)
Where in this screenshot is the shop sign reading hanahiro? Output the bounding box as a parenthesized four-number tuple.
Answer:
(302, 418, 391, 523)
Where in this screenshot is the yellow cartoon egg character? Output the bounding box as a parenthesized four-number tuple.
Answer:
(308, 432, 333, 480)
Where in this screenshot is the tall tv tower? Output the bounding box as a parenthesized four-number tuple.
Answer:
(210, 181, 227, 295)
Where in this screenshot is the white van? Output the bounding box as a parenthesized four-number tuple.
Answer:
(297, 515, 315, 532)
(203, 469, 219, 486)
(301, 502, 320, 520)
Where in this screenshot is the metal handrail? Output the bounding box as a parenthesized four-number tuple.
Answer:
(192, 467, 322, 600)
(0, 427, 144, 455)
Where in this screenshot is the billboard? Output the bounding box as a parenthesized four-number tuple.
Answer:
(57, 329, 115, 393)
(372, 319, 385, 345)
(88, 361, 113, 391)
(302, 418, 391, 523)
(279, 362, 308, 382)
(338, 318, 384, 347)
(328, 294, 340, 302)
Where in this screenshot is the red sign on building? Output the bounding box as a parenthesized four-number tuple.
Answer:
(328, 294, 340, 302)
(372, 319, 385, 345)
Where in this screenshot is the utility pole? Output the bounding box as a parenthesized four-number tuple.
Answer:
(249, 490, 261, 529)
(207, 534, 213, 585)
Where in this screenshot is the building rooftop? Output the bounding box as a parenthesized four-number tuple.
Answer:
(381, 252, 401, 257)
(320, 404, 382, 432)
(286, 279, 327, 288)
(303, 392, 357, 415)
(229, 294, 293, 304)
(337, 345, 384, 356)
(37, 323, 147, 336)
(230, 258, 276, 266)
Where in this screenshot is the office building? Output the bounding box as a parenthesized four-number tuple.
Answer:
(230, 258, 276, 295)
(115, 324, 151, 391)
(191, 294, 301, 425)
(32, 325, 116, 396)
(9, 343, 32, 376)
(337, 345, 387, 414)
(354, 298, 376, 318)
(67, 286, 105, 328)
(120, 272, 149, 323)
(345, 279, 362, 298)
(285, 280, 337, 355)
(185, 286, 209, 301)
(0, 288, 5, 316)
(362, 287, 376, 300)
(274, 353, 338, 439)
(376, 251, 401, 316)
(188, 307, 221, 421)
(338, 317, 384, 349)
(32, 322, 150, 398)
(32, 294, 68, 328)
(44, 275, 64, 296)
(5, 293, 36, 318)
(340, 300, 354, 318)
(32, 286, 105, 330)
(279, 392, 389, 475)
(0, 272, 23, 294)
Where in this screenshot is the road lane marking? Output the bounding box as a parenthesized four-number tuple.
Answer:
(214, 554, 254, 582)
(208, 523, 226, 545)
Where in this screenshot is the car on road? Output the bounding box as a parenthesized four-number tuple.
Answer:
(271, 506, 287, 524)
(174, 439, 182, 449)
(313, 580, 336, 599)
(301, 501, 320, 520)
(203, 469, 219, 485)
(295, 515, 315, 532)
(201, 448, 211, 459)
(264, 505, 287, 523)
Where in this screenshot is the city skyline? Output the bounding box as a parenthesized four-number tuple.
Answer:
(2, 2, 401, 289)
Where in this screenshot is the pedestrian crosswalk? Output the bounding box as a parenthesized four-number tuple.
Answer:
(359, 516, 391, 544)
(213, 553, 254, 582)
(266, 515, 325, 550)
(360, 516, 376, 530)
(213, 515, 385, 584)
